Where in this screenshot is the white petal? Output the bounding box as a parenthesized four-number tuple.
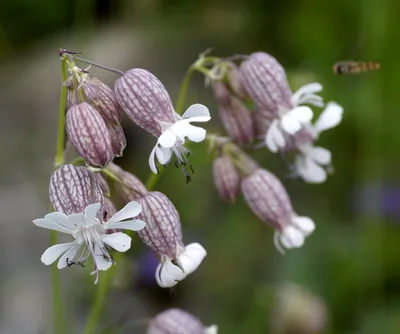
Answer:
(102, 232, 131, 252)
(265, 120, 285, 153)
(309, 146, 331, 165)
(67, 213, 86, 227)
(158, 129, 177, 148)
(314, 102, 343, 134)
(297, 93, 324, 108)
(84, 203, 101, 223)
(155, 146, 172, 165)
(107, 201, 142, 224)
(291, 82, 323, 106)
(40, 242, 77, 265)
(177, 243, 207, 275)
(44, 212, 76, 231)
(281, 114, 301, 134)
(33, 217, 73, 235)
(93, 245, 113, 271)
(149, 146, 158, 174)
(105, 219, 146, 231)
(292, 216, 315, 236)
(155, 258, 186, 288)
(289, 106, 313, 123)
(296, 155, 327, 183)
(279, 226, 304, 249)
(205, 325, 219, 334)
(57, 244, 81, 269)
(182, 103, 211, 121)
(185, 124, 207, 142)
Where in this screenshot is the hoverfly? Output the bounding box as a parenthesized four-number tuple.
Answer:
(333, 61, 380, 74)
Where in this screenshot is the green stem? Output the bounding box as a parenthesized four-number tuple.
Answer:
(82, 265, 116, 334)
(50, 57, 69, 334)
(51, 231, 65, 334)
(54, 59, 68, 168)
(175, 66, 195, 114)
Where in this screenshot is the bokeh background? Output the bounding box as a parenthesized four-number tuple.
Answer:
(0, 0, 398, 333)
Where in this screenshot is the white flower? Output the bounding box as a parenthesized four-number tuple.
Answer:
(294, 102, 343, 183)
(155, 243, 207, 288)
(149, 104, 211, 174)
(274, 215, 315, 254)
(265, 83, 323, 153)
(33, 202, 146, 283)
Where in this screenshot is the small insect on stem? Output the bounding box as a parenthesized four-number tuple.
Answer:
(66, 258, 86, 268)
(59, 48, 82, 58)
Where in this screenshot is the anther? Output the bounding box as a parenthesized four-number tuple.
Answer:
(103, 211, 108, 221)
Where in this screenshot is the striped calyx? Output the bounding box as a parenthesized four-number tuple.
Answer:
(136, 191, 207, 288)
(136, 191, 184, 259)
(240, 52, 292, 115)
(108, 162, 148, 202)
(226, 64, 247, 99)
(106, 122, 127, 157)
(212, 156, 240, 203)
(147, 308, 207, 334)
(241, 168, 292, 230)
(67, 77, 122, 124)
(217, 93, 254, 146)
(66, 102, 114, 167)
(114, 68, 175, 137)
(241, 168, 315, 252)
(49, 164, 104, 215)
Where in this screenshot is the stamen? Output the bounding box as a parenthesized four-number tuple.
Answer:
(103, 211, 108, 221)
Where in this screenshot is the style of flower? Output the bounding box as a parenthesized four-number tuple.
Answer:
(149, 104, 211, 176)
(33, 202, 146, 283)
(293, 102, 343, 183)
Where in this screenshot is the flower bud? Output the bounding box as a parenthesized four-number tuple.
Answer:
(241, 168, 315, 252)
(212, 81, 231, 106)
(108, 162, 148, 201)
(106, 122, 126, 157)
(212, 156, 240, 203)
(240, 52, 292, 114)
(66, 102, 114, 167)
(136, 191, 206, 287)
(67, 77, 122, 124)
(49, 164, 104, 214)
(227, 64, 247, 99)
(147, 308, 218, 334)
(270, 283, 327, 334)
(218, 95, 254, 146)
(114, 69, 175, 137)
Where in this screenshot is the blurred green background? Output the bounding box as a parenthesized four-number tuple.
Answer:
(0, 0, 399, 333)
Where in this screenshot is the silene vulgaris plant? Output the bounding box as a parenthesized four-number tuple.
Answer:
(33, 48, 343, 334)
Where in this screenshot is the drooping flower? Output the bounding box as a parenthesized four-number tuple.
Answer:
(114, 68, 211, 181)
(33, 202, 146, 283)
(241, 168, 315, 253)
(66, 102, 114, 167)
(147, 308, 218, 334)
(293, 102, 343, 183)
(136, 191, 206, 288)
(239, 52, 324, 151)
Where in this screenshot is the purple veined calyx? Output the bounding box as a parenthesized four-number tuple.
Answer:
(212, 155, 240, 203)
(241, 168, 315, 253)
(147, 308, 218, 334)
(114, 68, 211, 183)
(135, 191, 207, 287)
(239, 52, 324, 153)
